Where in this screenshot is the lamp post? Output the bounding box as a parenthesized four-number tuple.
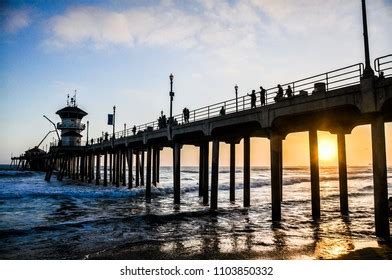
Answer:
(361, 0, 374, 77)
(169, 73, 175, 123)
(86, 121, 89, 146)
(113, 106, 116, 139)
(235, 84, 238, 112)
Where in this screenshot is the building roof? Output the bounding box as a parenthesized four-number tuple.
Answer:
(56, 106, 88, 118)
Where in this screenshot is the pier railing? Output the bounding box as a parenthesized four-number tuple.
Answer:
(88, 57, 388, 145)
(374, 54, 392, 78)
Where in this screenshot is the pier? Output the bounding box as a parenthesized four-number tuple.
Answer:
(12, 54, 392, 241)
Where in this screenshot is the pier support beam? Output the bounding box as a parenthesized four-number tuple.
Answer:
(337, 133, 348, 215)
(270, 133, 282, 221)
(156, 149, 160, 183)
(243, 137, 251, 207)
(173, 143, 181, 205)
(122, 150, 126, 186)
(116, 150, 120, 187)
(88, 154, 93, 183)
(112, 152, 116, 185)
(152, 147, 157, 186)
(109, 152, 112, 184)
(309, 129, 320, 220)
(230, 143, 236, 202)
(90, 154, 95, 181)
(371, 115, 390, 240)
(135, 151, 140, 187)
(103, 152, 108, 186)
(95, 153, 100, 185)
(198, 145, 203, 197)
(141, 150, 145, 186)
(118, 150, 123, 185)
(202, 142, 209, 205)
(211, 140, 219, 210)
(80, 155, 85, 182)
(71, 157, 75, 180)
(146, 147, 152, 203)
(57, 157, 64, 181)
(129, 149, 133, 188)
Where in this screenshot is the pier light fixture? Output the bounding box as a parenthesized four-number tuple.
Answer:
(169, 73, 175, 122)
(361, 0, 374, 77)
(235, 84, 238, 112)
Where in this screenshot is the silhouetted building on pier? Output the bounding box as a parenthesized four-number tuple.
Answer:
(56, 96, 87, 146)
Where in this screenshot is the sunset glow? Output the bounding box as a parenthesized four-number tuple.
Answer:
(318, 138, 337, 162)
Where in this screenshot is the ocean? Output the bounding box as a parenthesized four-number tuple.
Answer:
(0, 165, 391, 259)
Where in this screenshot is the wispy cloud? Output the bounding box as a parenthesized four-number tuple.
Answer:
(1, 7, 32, 33)
(43, 1, 263, 50)
(40, 0, 392, 92)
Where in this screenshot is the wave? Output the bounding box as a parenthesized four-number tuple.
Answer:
(0, 171, 36, 178)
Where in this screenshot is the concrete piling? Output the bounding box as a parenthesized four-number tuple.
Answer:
(337, 133, 348, 215)
(309, 129, 320, 220)
(371, 115, 390, 240)
(210, 140, 219, 210)
(173, 143, 181, 205)
(270, 133, 282, 221)
(146, 147, 152, 203)
(243, 137, 250, 207)
(230, 143, 236, 202)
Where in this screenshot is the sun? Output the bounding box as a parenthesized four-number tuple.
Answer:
(318, 138, 336, 161)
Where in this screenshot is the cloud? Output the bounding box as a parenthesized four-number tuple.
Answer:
(1, 7, 32, 33)
(41, 0, 392, 84)
(43, 1, 263, 50)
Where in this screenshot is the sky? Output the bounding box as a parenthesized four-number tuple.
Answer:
(0, 0, 391, 166)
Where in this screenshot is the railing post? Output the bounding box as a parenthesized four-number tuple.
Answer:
(208, 107, 210, 119)
(292, 82, 295, 95)
(326, 73, 329, 91)
(243, 96, 245, 110)
(194, 111, 196, 122)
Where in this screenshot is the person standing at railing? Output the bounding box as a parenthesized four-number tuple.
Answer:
(182, 107, 190, 123)
(274, 84, 284, 102)
(158, 111, 167, 129)
(286, 85, 293, 97)
(219, 106, 226, 116)
(247, 90, 257, 108)
(260, 86, 266, 106)
(132, 125, 136, 135)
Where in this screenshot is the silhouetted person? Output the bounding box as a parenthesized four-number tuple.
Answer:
(260, 86, 266, 106)
(158, 111, 167, 129)
(379, 71, 385, 79)
(105, 132, 109, 141)
(274, 84, 283, 102)
(132, 125, 136, 135)
(286, 85, 293, 97)
(248, 90, 257, 108)
(219, 106, 226, 116)
(183, 107, 190, 123)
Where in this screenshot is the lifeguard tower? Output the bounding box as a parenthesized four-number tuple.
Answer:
(56, 94, 87, 146)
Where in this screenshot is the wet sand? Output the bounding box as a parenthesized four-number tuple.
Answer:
(87, 239, 392, 260)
